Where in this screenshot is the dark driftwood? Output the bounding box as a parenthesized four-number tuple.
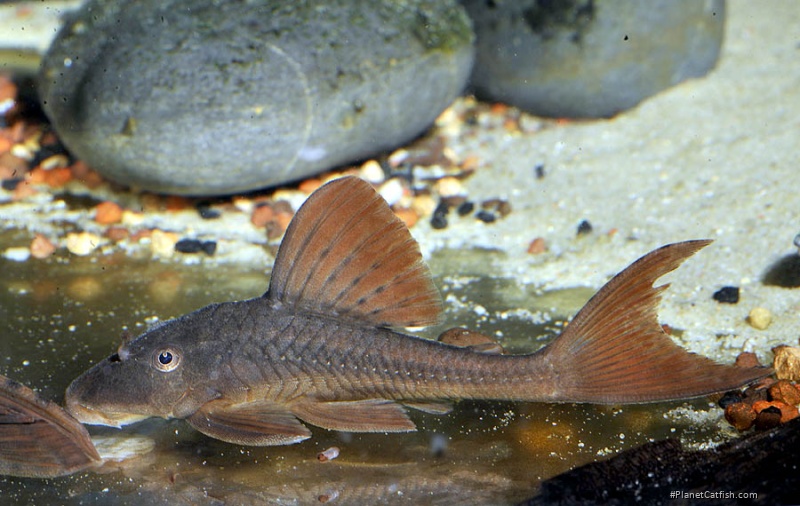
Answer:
(522, 418, 800, 505)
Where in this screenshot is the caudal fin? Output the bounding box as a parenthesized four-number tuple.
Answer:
(543, 240, 771, 404)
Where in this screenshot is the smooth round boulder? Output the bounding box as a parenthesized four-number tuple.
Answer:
(39, 0, 474, 195)
(461, 0, 725, 118)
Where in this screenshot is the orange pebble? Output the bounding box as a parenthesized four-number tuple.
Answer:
(251, 205, 275, 227)
(752, 400, 799, 424)
(769, 380, 800, 406)
(393, 207, 418, 228)
(165, 195, 190, 211)
(527, 237, 546, 254)
(30, 234, 56, 259)
(94, 201, 124, 225)
(298, 178, 323, 194)
(43, 167, 73, 187)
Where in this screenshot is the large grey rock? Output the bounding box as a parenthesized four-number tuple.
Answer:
(39, 0, 474, 195)
(462, 0, 725, 118)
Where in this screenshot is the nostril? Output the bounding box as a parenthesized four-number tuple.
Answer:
(109, 353, 121, 363)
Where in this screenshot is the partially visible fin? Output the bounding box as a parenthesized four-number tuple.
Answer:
(291, 399, 416, 433)
(266, 176, 443, 328)
(542, 240, 772, 404)
(438, 327, 505, 355)
(187, 399, 311, 446)
(403, 400, 454, 415)
(0, 374, 101, 477)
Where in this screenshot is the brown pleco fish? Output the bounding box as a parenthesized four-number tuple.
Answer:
(0, 374, 100, 477)
(65, 176, 770, 446)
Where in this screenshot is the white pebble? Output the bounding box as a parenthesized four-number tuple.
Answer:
(150, 229, 178, 258)
(359, 160, 385, 184)
(3, 247, 31, 262)
(435, 176, 465, 198)
(66, 232, 102, 256)
(378, 178, 405, 207)
(747, 307, 772, 330)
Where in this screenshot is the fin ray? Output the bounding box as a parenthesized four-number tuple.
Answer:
(291, 399, 416, 433)
(0, 375, 100, 477)
(187, 399, 311, 446)
(543, 241, 771, 403)
(267, 177, 443, 328)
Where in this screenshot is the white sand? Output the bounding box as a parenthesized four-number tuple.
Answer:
(411, 0, 800, 362)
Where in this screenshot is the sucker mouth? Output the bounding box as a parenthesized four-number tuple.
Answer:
(66, 394, 148, 428)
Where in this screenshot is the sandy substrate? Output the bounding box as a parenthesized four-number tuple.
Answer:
(1, 0, 798, 366)
(414, 0, 800, 363)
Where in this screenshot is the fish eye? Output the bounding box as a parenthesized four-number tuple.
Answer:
(153, 347, 181, 372)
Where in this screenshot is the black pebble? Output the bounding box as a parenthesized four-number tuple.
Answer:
(175, 239, 217, 256)
(712, 286, 740, 304)
(535, 163, 545, 179)
(1, 178, 23, 191)
(431, 201, 449, 230)
(476, 210, 496, 223)
(176, 239, 203, 253)
(201, 241, 217, 256)
(718, 391, 744, 409)
(576, 219, 593, 235)
(456, 201, 474, 216)
(754, 406, 782, 431)
(196, 203, 221, 220)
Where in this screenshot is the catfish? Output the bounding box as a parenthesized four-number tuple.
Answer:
(65, 176, 770, 446)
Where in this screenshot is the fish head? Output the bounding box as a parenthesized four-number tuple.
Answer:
(66, 310, 221, 428)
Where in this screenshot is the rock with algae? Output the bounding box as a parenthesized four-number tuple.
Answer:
(39, 0, 474, 195)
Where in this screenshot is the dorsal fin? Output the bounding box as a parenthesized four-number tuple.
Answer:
(266, 176, 443, 328)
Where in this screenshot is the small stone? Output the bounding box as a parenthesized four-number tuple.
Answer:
(298, 178, 323, 194)
(747, 307, 772, 330)
(753, 406, 782, 430)
(475, 210, 496, 223)
(773, 346, 800, 381)
(712, 286, 740, 304)
(724, 402, 756, 431)
(411, 194, 436, 218)
(359, 160, 385, 184)
(753, 400, 799, 425)
(717, 391, 743, 409)
(150, 230, 178, 258)
(94, 201, 123, 225)
(430, 201, 449, 230)
(196, 203, 221, 220)
(201, 241, 217, 256)
(741, 385, 769, 405)
(251, 204, 275, 228)
(378, 178, 405, 207)
(393, 207, 418, 229)
(768, 380, 800, 406)
(535, 163, 545, 179)
(1, 178, 23, 191)
(175, 239, 204, 254)
(435, 176, 465, 198)
(525, 237, 546, 255)
(576, 219, 593, 236)
(30, 234, 57, 259)
(66, 232, 102, 256)
(456, 201, 474, 216)
(3, 246, 30, 262)
(734, 352, 762, 369)
(105, 227, 130, 242)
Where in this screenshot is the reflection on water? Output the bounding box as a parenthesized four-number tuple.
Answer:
(1, 233, 730, 504)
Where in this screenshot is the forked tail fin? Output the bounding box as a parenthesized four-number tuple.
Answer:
(542, 240, 771, 404)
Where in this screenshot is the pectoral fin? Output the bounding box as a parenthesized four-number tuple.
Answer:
(0, 374, 101, 478)
(403, 400, 454, 415)
(187, 399, 311, 446)
(291, 399, 416, 433)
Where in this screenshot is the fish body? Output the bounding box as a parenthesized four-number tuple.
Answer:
(66, 177, 770, 446)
